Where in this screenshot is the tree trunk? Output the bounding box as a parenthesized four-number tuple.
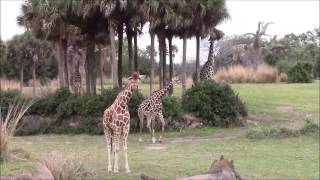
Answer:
(158, 35, 163, 89)
(85, 34, 97, 95)
(20, 66, 24, 93)
(182, 35, 187, 94)
(109, 22, 118, 87)
(168, 36, 173, 95)
(150, 32, 155, 95)
(126, 27, 134, 74)
(134, 26, 138, 72)
(195, 35, 200, 84)
(32, 60, 36, 97)
(118, 23, 123, 88)
(98, 45, 104, 90)
(162, 35, 167, 87)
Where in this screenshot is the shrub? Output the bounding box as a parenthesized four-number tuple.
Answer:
(278, 72, 288, 82)
(0, 89, 21, 112)
(287, 62, 313, 83)
(29, 88, 71, 115)
(0, 100, 33, 162)
(42, 152, 92, 180)
(182, 81, 247, 127)
(300, 119, 319, 135)
(246, 126, 298, 140)
(162, 96, 182, 118)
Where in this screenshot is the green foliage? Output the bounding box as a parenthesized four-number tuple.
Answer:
(162, 96, 182, 118)
(0, 90, 21, 111)
(3, 32, 58, 84)
(300, 119, 320, 135)
(246, 126, 298, 140)
(20, 87, 145, 135)
(29, 88, 71, 115)
(247, 120, 319, 140)
(182, 81, 247, 127)
(287, 62, 313, 83)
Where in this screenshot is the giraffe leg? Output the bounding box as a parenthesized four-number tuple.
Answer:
(158, 111, 165, 143)
(103, 127, 112, 173)
(122, 125, 130, 173)
(151, 116, 156, 144)
(147, 115, 156, 143)
(138, 110, 144, 142)
(113, 128, 121, 173)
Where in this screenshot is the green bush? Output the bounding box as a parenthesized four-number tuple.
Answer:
(19, 87, 145, 135)
(0, 90, 21, 111)
(300, 119, 319, 135)
(246, 126, 298, 140)
(287, 62, 313, 83)
(162, 96, 182, 118)
(29, 88, 71, 115)
(182, 81, 247, 127)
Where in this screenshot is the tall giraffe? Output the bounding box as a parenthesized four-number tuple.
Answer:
(70, 55, 82, 95)
(199, 29, 225, 81)
(138, 77, 181, 143)
(103, 72, 144, 173)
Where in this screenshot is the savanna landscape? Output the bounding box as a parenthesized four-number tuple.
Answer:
(0, 0, 319, 180)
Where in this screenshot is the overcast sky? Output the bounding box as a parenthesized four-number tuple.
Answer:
(1, 0, 319, 64)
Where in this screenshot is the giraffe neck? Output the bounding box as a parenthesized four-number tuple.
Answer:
(157, 82, 173, 98)
(120, 82, 135, 105)
(207, 39, 214, 64)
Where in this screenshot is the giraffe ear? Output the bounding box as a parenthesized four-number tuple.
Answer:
(128, 76, 132, 80)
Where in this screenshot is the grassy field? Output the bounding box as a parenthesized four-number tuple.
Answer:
(3, 82, 319, 179)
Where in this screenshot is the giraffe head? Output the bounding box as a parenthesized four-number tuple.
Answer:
(172, 76, 182, 85)
(128, 72, 145, 90)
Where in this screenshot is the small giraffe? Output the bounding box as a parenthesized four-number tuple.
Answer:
(199, 29, 225, 81)
(103, 72, 144, 173)
(70, 57, 81, 95)
(138, 77, 181, 143)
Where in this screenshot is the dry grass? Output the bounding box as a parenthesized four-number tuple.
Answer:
(0, 78, 20, 90)
(214, 64, 279, 83)
(0, 100, 33, 163)
(42, 151, 92, 180)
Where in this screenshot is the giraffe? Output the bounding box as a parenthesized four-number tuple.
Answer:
(103, 72, 144, 173)
(138, 77, 181, 144)
(70, 56, 81, 95)
(199, 29, 225, 81)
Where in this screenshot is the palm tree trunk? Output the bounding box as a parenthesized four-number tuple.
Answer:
(182, 35, 187, 94)
(99, 45, 104, 90)
(168, 36, 173, 95)
(117, 23, 123, 88)
(109, 22, 118, 87)
(126, 27, 134, 74)
(134, 26, 138, 72)
(20, 66, 24, 93)
(195, 35, 200, 84)
(158, 35, 163, 89)
(150, 32, 155, 95)
(32, 60, 36, 97)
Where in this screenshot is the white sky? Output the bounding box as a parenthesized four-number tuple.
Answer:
(1, 0, 319, 64)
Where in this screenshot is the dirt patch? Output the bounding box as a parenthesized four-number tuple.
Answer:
(163, 129, 246, 144)
(145, 144, 166, 150)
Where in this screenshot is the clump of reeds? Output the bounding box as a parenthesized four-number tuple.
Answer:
(0, 100, 33, 163)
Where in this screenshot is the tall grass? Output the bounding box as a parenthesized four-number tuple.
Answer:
(215, 64, 279, 83)
(0, 100, 33, 162)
